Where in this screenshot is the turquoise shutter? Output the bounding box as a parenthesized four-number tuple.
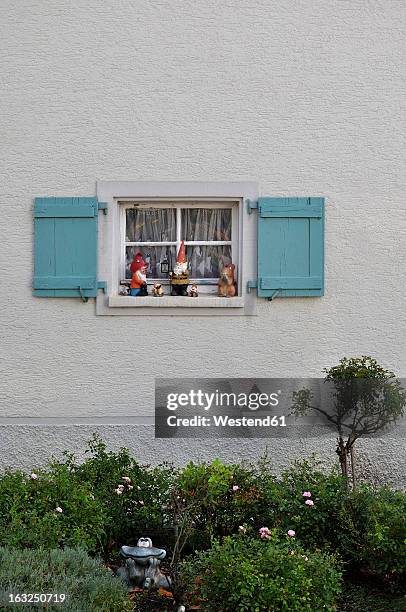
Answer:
(33, 197, 99, 299)
(256, 197, 324, 298)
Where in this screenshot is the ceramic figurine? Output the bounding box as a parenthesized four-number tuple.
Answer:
(119, 285, 130, 296)
(152, 283, 164, 297)
(218, 263, 237, 297)
(130, 252, 148, 296)
(117, 537, 171, 591)
(169, 241, 189, 296)
(189, 283, 198, 297)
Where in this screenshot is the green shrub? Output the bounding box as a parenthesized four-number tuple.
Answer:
(0, 435, 404, 595)
(174, 457, 350, 552)
(337, 485, 406, 589)
(174, 459, 268, 550)
(75, 435, 176, 549)
(0, 464, 106, 551)
(258, 458, 351, 549)
(0, 547, 132, 611)
(181, 534, 342, 612)
(0, 436, 176, 554)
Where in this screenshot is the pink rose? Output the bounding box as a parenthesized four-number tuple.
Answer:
(305, 499, 314, 506)
(287, 529, 296, 537)
(30, 473, 38, 480)
(55, 506, 63, 513)
(302, 491, 312, 498)
(122, 476, 131, 484)
(232, 485, 239, 492)
(115, 488, 123, 495)
(259, 527, 271, 539)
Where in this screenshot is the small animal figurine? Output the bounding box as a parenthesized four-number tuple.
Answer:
(218, 263, 237, 297)
(189, 284, 198, 297)
(130, 253, 148, 296)
(119, 285, 130, 296)
(152, 283, 164, 297)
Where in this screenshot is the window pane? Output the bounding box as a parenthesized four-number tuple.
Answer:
(125, 246, 177, 279)
(181, 208, 232, 242)
(188, 245, 232, 278)
(125, 245, 232, 280)
(126, 208, 176, 242)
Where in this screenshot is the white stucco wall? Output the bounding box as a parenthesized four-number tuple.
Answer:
(1, 1, 405, 483)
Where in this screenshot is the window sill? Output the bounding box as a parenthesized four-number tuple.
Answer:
(108, 295, 245, 308)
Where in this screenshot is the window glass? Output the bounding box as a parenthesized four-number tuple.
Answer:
(126, 208, 176, 242)
(126, 246, 177, 279)
(124, 205, 234, 282)
(181, 208, 232, 242)
(188, 245, 232, 278)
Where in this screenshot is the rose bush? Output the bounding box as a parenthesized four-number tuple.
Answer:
(180, 534, 343, 611)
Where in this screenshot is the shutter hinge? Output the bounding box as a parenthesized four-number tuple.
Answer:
(97, 281, 107, 293)
(246, 199, 259, 214)
(267, 289, 281, 301)
(78, 287, 89, 303)
(247, 280, 258, 293)
(98, 202, 108, 215)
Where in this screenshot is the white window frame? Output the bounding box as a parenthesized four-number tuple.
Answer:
(120, 200, 239, 292)
(96, 181, 258, 316)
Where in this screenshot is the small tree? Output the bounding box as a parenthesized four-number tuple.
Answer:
(291, 356, 406, 488)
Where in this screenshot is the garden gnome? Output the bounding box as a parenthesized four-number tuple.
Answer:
(117, 537, 171, 590)
(130, 252, 148, 296)
(169, 240, 190, 296)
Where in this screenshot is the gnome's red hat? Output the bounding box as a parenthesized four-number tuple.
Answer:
(176, 240, 187, 263)
(130, 252, 146, 273)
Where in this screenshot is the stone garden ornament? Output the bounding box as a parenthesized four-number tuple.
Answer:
(117, 537, 171, 590)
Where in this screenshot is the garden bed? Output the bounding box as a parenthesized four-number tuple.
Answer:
(0, 436, 404, 611)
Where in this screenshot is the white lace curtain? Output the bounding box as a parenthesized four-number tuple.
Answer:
(125, 208, 232, 279)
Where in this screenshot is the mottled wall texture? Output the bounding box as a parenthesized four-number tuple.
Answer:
(1, 1, 405, 484)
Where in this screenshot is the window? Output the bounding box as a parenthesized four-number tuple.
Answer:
(95, 181, 259, 315)
(120, 201, 238, 294)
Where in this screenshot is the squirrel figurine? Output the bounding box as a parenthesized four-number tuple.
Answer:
(218, 263, 237, 297)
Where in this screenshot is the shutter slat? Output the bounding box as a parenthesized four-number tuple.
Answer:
(260, 206, 322, 218)
(260, 276, 322, 290)
(33, 276, 96, 289)
(34, 205, 96, 218)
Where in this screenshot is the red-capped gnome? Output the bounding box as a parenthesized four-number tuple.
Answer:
(130, 252, 148, 296)
(169, 240, 189, 296)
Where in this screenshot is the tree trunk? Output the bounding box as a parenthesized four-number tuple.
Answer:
(349, 444, 356, 489)
(336, 437, 349, 483)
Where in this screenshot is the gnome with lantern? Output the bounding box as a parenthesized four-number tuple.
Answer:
(169, 241, 189, 296)
(129, 252, 148, 296)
